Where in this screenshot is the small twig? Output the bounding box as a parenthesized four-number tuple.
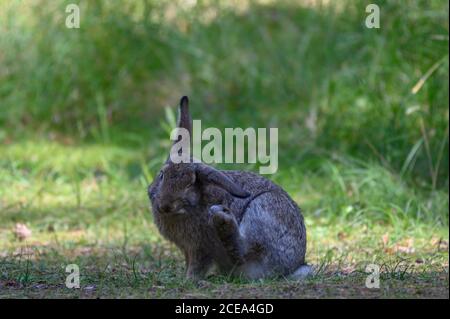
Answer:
(364, 139, 394, 173)
(411, 55, 447, 94)
(419, 119, 435, 189)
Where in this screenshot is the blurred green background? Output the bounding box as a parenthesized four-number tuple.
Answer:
(0, 0, 448, 298)
(1, 0, 448, 225)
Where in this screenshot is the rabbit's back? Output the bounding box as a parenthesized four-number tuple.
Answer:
(222, 171, 302, 221)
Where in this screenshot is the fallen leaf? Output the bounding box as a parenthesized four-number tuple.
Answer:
(337, 232, 347, 240)
(13, 223, 32, 241)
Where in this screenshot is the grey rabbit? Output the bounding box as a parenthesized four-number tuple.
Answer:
(148, 96, 311, 280)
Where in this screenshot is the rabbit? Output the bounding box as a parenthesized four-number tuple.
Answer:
(148, 96, 310, 280)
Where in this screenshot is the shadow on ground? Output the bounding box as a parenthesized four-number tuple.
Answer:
(1, 243, 448, 298)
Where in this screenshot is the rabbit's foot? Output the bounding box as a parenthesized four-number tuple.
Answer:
(208, 205, 245, 266)
(208, 205, 235, 232)
(209, 204, 231, 215)
(186, 252, 213, 281)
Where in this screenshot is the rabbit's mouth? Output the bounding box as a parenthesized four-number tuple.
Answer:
(158, 209, 187, 217)
(156, 202, 188, 216)
(172, 208, 187, 215)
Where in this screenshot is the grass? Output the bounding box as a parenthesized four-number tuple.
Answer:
(0, 0, 449, 298)
(0, 140, 448, 298)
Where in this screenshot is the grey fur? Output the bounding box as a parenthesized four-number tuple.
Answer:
(147, 96, 308, 280)
(291, 265, 314, 280)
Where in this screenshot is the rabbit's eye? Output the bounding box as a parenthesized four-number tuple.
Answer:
(159, 172, 164, 180)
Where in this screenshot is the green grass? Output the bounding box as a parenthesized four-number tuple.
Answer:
(0, 0, 449, 298)
(0, 140, 447, 298)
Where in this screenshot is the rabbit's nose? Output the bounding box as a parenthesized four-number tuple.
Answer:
(159, 203, 172, 213)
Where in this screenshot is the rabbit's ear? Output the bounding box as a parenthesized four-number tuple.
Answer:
(177, 96, 192, 137)
(196, 164, 250, 198)
(167, 96, 192, 163)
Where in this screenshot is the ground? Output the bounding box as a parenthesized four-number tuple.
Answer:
(0, 141, 448, 298)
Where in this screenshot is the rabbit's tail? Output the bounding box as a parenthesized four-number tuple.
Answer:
(290, 264, 314, 280)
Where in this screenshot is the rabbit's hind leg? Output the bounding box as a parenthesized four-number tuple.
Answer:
(208, 205, 246, 267)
